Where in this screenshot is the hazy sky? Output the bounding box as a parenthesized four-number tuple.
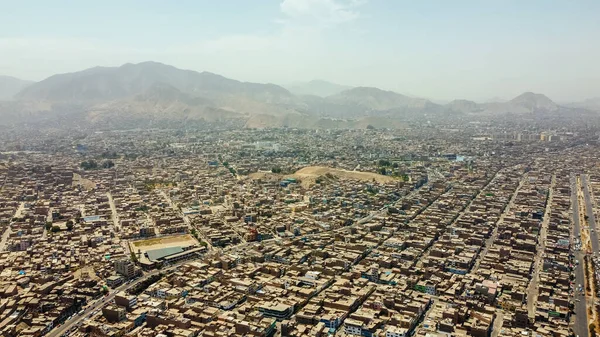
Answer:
(1, 0, 599, 102)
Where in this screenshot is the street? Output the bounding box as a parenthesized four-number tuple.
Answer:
(581, 175, 599, 254)
(159, 190, 214, 251)
(572, 175, 589, 337)
(472, 171, 525, 274)
(47, 260, 191, 337)
(526, 175, 555, 317)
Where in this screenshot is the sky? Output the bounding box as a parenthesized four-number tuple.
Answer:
(0, 0, 599, 102)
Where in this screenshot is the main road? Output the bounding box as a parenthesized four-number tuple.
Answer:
(581, 174, 599, 253)
(47, 260, 193, 337)
(572, 175, 589, 337)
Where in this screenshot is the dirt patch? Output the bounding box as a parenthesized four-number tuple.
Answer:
(74, 266, 98, 280)
(73, 173, 96, 190)
(247, 166, 398, 188)
(132, 234, 197, 248)
(248, 171, 277, 180)
(292, 166, 397, 188)
(131, 234, 198, 263)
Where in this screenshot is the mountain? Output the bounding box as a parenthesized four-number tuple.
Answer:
(509, 92, 557, 111)
(245, 114, 406, 129)
(481, 92, 558, 115)
(327, 87, 435, 110)
(2, 61, 589, 129)
(8, 61, 303, 126)
(302, 87, 449, 119)
(286, 80, 352, 97)
(0, 76, 33, 100)
(17, 61, 296, 105)
(567, 97, 600, 111)
(483, 96, 508, 103)
(445, 99, 482, 113)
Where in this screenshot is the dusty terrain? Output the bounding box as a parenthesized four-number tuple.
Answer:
(132, 234, 197, 248)
(249, 166, 396, 188)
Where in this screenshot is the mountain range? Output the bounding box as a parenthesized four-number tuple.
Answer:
(0, 61, 597, 128)
(0, 75, 33, 100)
(285, 80, 352, 97)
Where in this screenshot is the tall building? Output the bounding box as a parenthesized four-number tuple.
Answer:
(114, 259, 137, 279)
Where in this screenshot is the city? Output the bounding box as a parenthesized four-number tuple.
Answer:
(1, 1, 599, 336)
(0, 124, 598, 337)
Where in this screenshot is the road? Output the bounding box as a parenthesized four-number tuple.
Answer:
(491, 311, 504, 337)
(0, 226, 11, 251)
(107, 192, 120, 231)
(107, 192, 129, 255)
(526, 175, 555, 317)
(47, 260, 192, 337)
(582, 174, 599, 253)
(572, 175, 589, 337)
(472, 172, 525, 274)
(159, 190, 214, 251)
(1, 202, 27, 251)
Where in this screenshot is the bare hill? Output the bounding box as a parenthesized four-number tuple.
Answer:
(1, 61, 589, 128)
(248, 166, 397, 188)
(293, 166, 396, 187)
(16, 61, 296, 105)
(0, 76, 33, 100)
(286, 80, 352, 97)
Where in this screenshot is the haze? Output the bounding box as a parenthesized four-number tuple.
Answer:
(1, 0, 599, 102)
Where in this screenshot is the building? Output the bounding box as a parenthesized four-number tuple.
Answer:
(102, 305, 127, 323)
(258, 302, 294, 320)
(114, 259, 138, 279)
(114, 292, 138, 310)
(106, 275, 124, 287)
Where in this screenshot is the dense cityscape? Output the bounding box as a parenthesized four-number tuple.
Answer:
(1, 2, 599, 336)
(0, 120, 598, 337)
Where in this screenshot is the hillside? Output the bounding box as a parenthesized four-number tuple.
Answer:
(446, 99, 482, 113)
(16, 61, 296, 105)
(244, 114, 407, 129)
(327, 87, 435, 111)
(286, 80, 352, 97)
(1, 61, 591, 128)
(444, 92, 563, 115)
(0, 76, 33, 100)
(567, 97, 600, 112)
(8, 62, 302, 125)
(248, 166, 396, 188)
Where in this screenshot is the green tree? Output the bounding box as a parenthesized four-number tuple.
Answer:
(66, 220, 74, 231)
(80, 160, 98, 170)
(378, 159, 391, 167)
(271, 167, 282, 174)
(45, 222, 52, 230)
(51, 225, 61, 233)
